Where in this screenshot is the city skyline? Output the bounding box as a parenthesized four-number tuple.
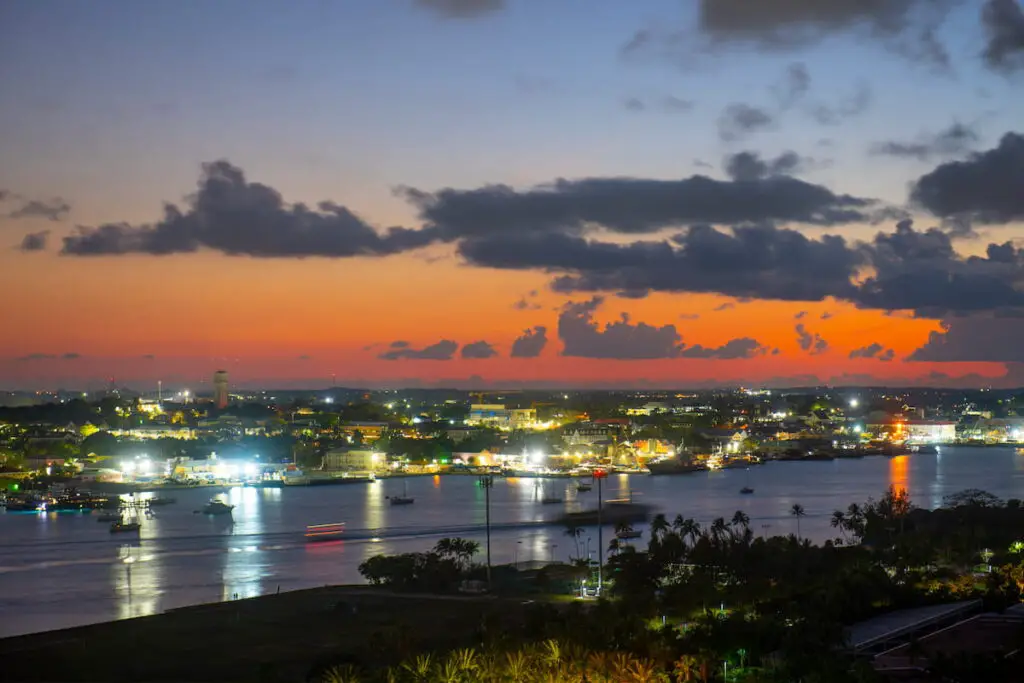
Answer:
(2, 0, 1024, 389)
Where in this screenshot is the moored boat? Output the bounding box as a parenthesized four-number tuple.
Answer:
(199, 499, 235, 515)
(110, 520, 141, 533)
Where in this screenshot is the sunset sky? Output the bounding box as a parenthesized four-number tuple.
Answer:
(1, 0, 1023, 390)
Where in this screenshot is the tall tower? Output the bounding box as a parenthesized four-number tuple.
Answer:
(213, 370, 229, 409)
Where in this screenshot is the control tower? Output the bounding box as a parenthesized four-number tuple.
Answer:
(213, 370, 229, 409)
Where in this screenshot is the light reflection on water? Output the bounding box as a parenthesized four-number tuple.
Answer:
(2, 446, 1024, 637)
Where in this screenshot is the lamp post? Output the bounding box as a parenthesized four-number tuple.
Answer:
(479, 475, 494, 587)
(595, 468, 608, 595)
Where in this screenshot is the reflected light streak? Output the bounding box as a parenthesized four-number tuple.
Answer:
(366, 479, 384, 531)
(889, 455, 909, 493)
(222, 486, 264, 601)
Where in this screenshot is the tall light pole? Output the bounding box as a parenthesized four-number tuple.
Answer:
(479, 474, 493, 588)
(595, 468, 607, 595)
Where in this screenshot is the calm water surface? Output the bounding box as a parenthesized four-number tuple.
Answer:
(3, 446, 1024, 637)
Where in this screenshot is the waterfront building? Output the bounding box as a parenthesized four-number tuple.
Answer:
(323, 448, 383, 471)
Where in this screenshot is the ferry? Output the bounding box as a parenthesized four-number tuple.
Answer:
(110, 520, 141, 533)
(305, 522, 345, 542)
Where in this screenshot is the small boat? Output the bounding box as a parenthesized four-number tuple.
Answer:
(616, 529, 643, 540)
(576, 483, 592, 492)
(199, 499, 235, 515)
(305, 522, 345, 541)
(148, 497, 176, 506)
(110, 521, 141, 533)
(740, 487, 755, 495)
(388, 481, 415, 506)
(540, 497, 563, 505)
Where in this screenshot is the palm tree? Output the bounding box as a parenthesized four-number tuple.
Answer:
(650, 513, 670, 540)
(730, 510, 750, 531)
(710, 517, 729, 544)
(565, 523, 584, 560)
(791, 503, 806, 540)
(673, 655, 701, 682)
(831, 509, 847, 542)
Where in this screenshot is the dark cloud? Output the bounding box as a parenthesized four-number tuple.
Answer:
(909, 315, 1024, 362)
(696, 0, 956, 67)
(461, 340, 498, 359)
(379, 340, 458, 361)
(559, 298, 683, 359)
(558, 297, 766, 360)
(297, 354, 312, 361)
(871, 122, 980, 162)
(141, 354, 156, 360)
(809, 83, 872, 125)
(982, 0, 1024, 73)
(718, 104, 775, 141)
(795, 324, 828, 354)
(820, 312, 833, 320)
(678, 338, 769, 359)
(510, 326, 547, 358)
(879, 348, 896, 361)
(854, 219, 1024, 315)
(774, 63, 811, 109)
(414, 0, 504, 19)
(794, 311, 808, 319)
(408, 173, 874, 241)
(713, 302, 736, 312)
(61, 161, 437, 257)
(465, 224, 862, 303)
(911, 132, 1024, 223)
(62, 353, 81, 360)
(9, 197, 71, 222)
(723, 151, 809, 181)
(849, 342, 887, 359)
(18, 231, 49, 251)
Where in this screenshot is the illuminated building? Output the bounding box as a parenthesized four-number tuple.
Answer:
(904, 420, 956, 444)
(323, 448, 382, 471)
(213, 370, 229, 409)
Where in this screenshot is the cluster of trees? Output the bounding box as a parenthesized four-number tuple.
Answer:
(343, 487, 1024, 682)
(358, 538, 481, 592)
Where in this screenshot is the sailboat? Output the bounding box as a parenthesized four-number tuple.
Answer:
(388, 480, 414, 506)
(739, 467, 754, 495)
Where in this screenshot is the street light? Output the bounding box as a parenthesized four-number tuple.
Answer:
(479, 475, 494, 587)
(594, 468, 608, 595)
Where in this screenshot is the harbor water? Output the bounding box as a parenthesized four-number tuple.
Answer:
(2, 446, 1024, 637)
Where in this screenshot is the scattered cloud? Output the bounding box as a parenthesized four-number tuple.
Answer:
(679, 313, 701, 320)
(820, 312, 833, 320)
(16, 352, 80, 362)
(911, 132, 1024, 223)
(713, 302, 736, 312)
(809, 83, 872, 125)
(773, 62, 811, 109)
(408, 173, 874, 241)
(141, 354, 156, 360)
(623, 97, 645, 112)
(678, 338, 769, 359)
(18, 231, 48, 251)
(981, 0, 1024, 73)
(413, 0, 504, 19)
(849, 342, 895, 359)
(511, 326, 548, 358)
(60, 161, 438, 257)
(871, 122, 980, 162)
(297, 354, 312, 360)
(794, 311, 808, 319)
(795, 323, 828, 354)
(9, 197, 71, 222)
(723, 150, 809, 181)
(461, 340, 498, 359)
(718, 103, 775, 141)
(558, 297, 766, 360)
(379, 340, 458, 360)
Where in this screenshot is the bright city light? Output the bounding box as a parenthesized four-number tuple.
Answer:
(849, 398, 859, 408)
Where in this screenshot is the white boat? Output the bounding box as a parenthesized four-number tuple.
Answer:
(616, 529, 643, 540)
(200, 499, 235, 515)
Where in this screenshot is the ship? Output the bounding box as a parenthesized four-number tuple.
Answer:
(646, 455, 706, 475)
(200, 499, 235, 515)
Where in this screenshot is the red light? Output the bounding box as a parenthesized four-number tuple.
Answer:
(594, 469, 608, 479)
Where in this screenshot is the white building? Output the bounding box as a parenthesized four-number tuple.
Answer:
(904, 420, 957, 444)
